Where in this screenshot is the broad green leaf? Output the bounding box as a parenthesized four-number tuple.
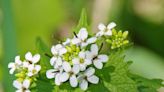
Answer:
(129, 74, 164, 92)
(73, 8, 88, 33)
(35, 79, 54, 92)
(36, 37, 52, 79)
(102, 52, 138, 92)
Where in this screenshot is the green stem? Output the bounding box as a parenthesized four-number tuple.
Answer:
(1, 0, 17, 91)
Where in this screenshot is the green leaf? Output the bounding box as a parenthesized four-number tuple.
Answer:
(36, 37, 52, 79)
(102, 52, 138, 92)
(129, 73, 164, 92)
(73, 8, 88, 33)
(35, 79, 54, 92)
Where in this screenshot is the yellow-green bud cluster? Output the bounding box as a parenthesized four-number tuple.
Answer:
(106, 29, 129, 49)
(62, 44, 80, 64)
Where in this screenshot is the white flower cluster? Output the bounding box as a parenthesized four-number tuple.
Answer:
(46, 22, 116, 90)
(8, 52, 41, 92)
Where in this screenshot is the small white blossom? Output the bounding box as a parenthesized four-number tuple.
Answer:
(50, 56, 63, 69)
(78, 67, 99, 90)
(46, 67, 63, 85)
(24, 52, 40, 67)
(27, 64, 41, 77)
(8, 56, 22, 74)
(96, 22, 116, 37)
(59, 62, 80, 87)
(51, 44, 67, 56)
(72, 51, 92, 71)
(13, 79, 31, 92)
(87, 44, 108, 69)
(71, 28, 97, 47)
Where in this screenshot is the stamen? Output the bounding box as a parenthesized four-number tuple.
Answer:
(73, 32, 78, 38)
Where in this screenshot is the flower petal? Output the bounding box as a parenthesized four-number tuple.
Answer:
(51, 46, 58, 55)
(77, 28, 88, 41)
(32, 54, 40, 63)
(72, 58, 80, 64)
(59, 48, 67, 55)
(93, 60, 103, 69)
(63, 38, 71, 45)
(55, 73, 61, 85)
(62, 62, 71, 72)
(23, 79, 30, 89)
(59, 72, 69, 82)
(80, 64, 86, 71)
(87, 37, 97, 44)
(98, 23, 106, 31)
(56, 57, 62, 66)
(98, 55, 108, 62)
(96, 30, 104, 37)
(15, 56, 22, 65)
(9, 68, 15, 74)
(25, 90, 31, 92)
(71, 38, 81, 44)
(91, 44, 98, 55)
(23, 61, 29, 68)
(105, 30, 112, 36)
(13, 80, 22, 89)
(70, 75, 78, 87)
(72, 64, 80, 74)
(79, 51, 85, 59)
(107, 22, 116, 29)
(25, 52, 33, 61)
(55, 44, 63, 49)
(8, 62, 15, 68)
(80, 79, 88, 91)
(46, 69, 56, 79)
(35, 65, 41, 72)
(50, 57, 57, 66)
(87, 75, 99, 84)
(84, 67, 95, 77)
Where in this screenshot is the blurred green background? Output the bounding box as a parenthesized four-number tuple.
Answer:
(0, 0, 164, 92)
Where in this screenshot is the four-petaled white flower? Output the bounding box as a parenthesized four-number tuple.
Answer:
(72, 51, 92, 71)
(13, 79, 31, 92)
(96, 22, 116, 37)
(8, 56, 22, 74)
(77, 67, 99, 90)
(24, 52, 40, 68)
(51, 44, 67, 56)
(59, 62, 80, 87)
(46, 67, 63, 85)
(71, 28, 97, 47)
(27, 64, 41, 77)
(87, 44, 108, 69)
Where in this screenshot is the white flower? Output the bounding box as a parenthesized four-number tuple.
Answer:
(50, 56, 63, 69)
(46, 67, 63, 85)
(59, 62, 80, 87)
(25, 52, 40, 66)
(51, 44, 67, 56)
(8, 56, 22, 74)
(96, 22, 116, 37)
(72, 51, 92, 71)
(71, 28, 97, 47)
(87, 44, 108, 69)
(27, 64, 41, 77)
(13, 79, 31, 92)
(77, 67, 99, 90)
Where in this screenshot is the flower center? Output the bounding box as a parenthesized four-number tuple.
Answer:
(80, 58, 84, 63)
(62, 45, 80, 64)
